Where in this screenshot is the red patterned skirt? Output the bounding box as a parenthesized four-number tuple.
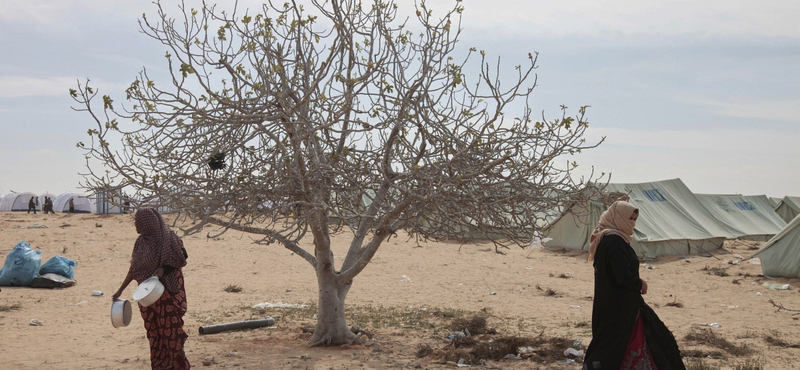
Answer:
(139, 270, 190, 370)
(620, 312, 658, 370)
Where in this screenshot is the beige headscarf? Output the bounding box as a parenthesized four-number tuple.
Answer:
(588, 200, 638, 261)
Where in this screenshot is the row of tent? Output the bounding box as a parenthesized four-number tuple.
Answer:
(0, 192, 92, 213)
(542, 178, 800, 277)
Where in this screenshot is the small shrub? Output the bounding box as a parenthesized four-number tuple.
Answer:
(223, 284, 243, 293)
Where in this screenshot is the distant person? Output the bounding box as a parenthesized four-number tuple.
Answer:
(583, 200, 685, 370)
(123, 197, 131, 214)
(27, 197, 37, 214)
(45, 197, 54, 214)
(68, 198, 75, 214)
(112, 207, 190, 369)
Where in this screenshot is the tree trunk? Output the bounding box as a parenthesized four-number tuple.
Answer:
(308, 259, 356, 346)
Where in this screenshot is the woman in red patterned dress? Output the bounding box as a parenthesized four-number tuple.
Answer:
(583, 200, 685, 370)
(112, 207, 190, 369)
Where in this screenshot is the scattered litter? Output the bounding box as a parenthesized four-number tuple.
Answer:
(732, 254, 743, 259)
(564, 348, 585, 357)
(489, 292, 496, 295)
(558, 359, 577, 364)
(569, 305, 581, 309)
(13, 224, 48, 229)
(91, 290, 104, 296)
(251, 302, 307, 309)
(518, 346, 536, 354)
(447, 330, 469, 340)
(699, 322, 721, 328)
(641, 263, 653, 270)
(756, 292, 762, 296)
(503, 354, 521, 360)
(763, 283, 791, 290)
(720, 304, 738, 309)
(457, 358, 471, 367)
(748, 259, 761, 265)
(400, 275, 411, 282)
(72, 300, 88, 306)
(29, 319, 44, 326)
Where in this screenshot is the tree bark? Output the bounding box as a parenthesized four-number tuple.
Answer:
(309, 253, 356, 346)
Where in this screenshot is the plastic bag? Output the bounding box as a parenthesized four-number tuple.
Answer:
(0, 241, 43, 286)
(39, 255, 77, 279)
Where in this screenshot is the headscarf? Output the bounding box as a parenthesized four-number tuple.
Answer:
(129, 207, 187, 293)
(588, 200, 638, 261)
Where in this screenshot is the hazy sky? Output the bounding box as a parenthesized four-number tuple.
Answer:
(1, 0, 798, 198)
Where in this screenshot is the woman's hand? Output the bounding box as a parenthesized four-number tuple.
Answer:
(641, 280, 648, 295)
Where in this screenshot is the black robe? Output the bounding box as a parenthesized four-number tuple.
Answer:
(583, 235, 686, 370)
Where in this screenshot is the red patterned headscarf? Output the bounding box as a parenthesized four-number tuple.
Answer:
(588, 201, 638, 261)
(129, 207, 187, 293)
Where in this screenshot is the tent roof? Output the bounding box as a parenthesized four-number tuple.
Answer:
(694, 194, 786, 239)
(602, 178, 733, 242)
(778, 196, 800, 213)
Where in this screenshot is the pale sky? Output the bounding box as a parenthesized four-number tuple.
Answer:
(1, 0, 798, 198)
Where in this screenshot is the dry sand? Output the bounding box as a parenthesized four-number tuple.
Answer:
(1, 212, 799, 369)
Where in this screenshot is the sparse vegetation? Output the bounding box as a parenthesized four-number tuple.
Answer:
(684, 328, 754, 356)
(685, 357, 722, 370)
(764, 331, 799, 348)
(732, 358, 764, 370)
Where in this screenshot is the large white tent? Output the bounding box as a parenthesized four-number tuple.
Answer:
(774, 196, 800, 223)
(0, 192, 38, 212)
(694, 194, 787, 241)
(53, 193, 93, 213)
(543, 178, 732, 258)
(750, 215, 800, 278)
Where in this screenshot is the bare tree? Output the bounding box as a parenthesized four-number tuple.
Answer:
(71, 0, 604, 345)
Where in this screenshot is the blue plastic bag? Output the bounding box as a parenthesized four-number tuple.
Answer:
(0, 241, 43, 286)
(39, 255, 77, 279)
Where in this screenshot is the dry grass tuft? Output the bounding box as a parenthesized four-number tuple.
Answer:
(702, 266, 730, 277)
(223, 284, 243, 293)
(449, 315, 488, 335)
(0, 303, 22, 312)
(684, 357, 722, 370)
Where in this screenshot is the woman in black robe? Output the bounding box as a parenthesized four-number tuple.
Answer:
(583, 200, 685, 370)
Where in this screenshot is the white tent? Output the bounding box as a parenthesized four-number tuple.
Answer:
(53, 193, 93, 213)
(750, 215, 800, 278)
(774, 196, 800, 223)
(694, 194, 787, 241)
(543, 178, 732, 258)
(0, 192, 38, 212)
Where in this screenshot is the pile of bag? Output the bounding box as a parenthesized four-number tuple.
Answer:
(0, 241, 77, 289)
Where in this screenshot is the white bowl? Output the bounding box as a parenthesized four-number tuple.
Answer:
(111, 299, 132, 328)
(133, 276, 165, 307)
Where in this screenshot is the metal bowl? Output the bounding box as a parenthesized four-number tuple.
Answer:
(133, 276, 165, 307)
(111, 299, 132, 328)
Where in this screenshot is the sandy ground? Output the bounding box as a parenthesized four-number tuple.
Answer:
(1, 212, 799, 370)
